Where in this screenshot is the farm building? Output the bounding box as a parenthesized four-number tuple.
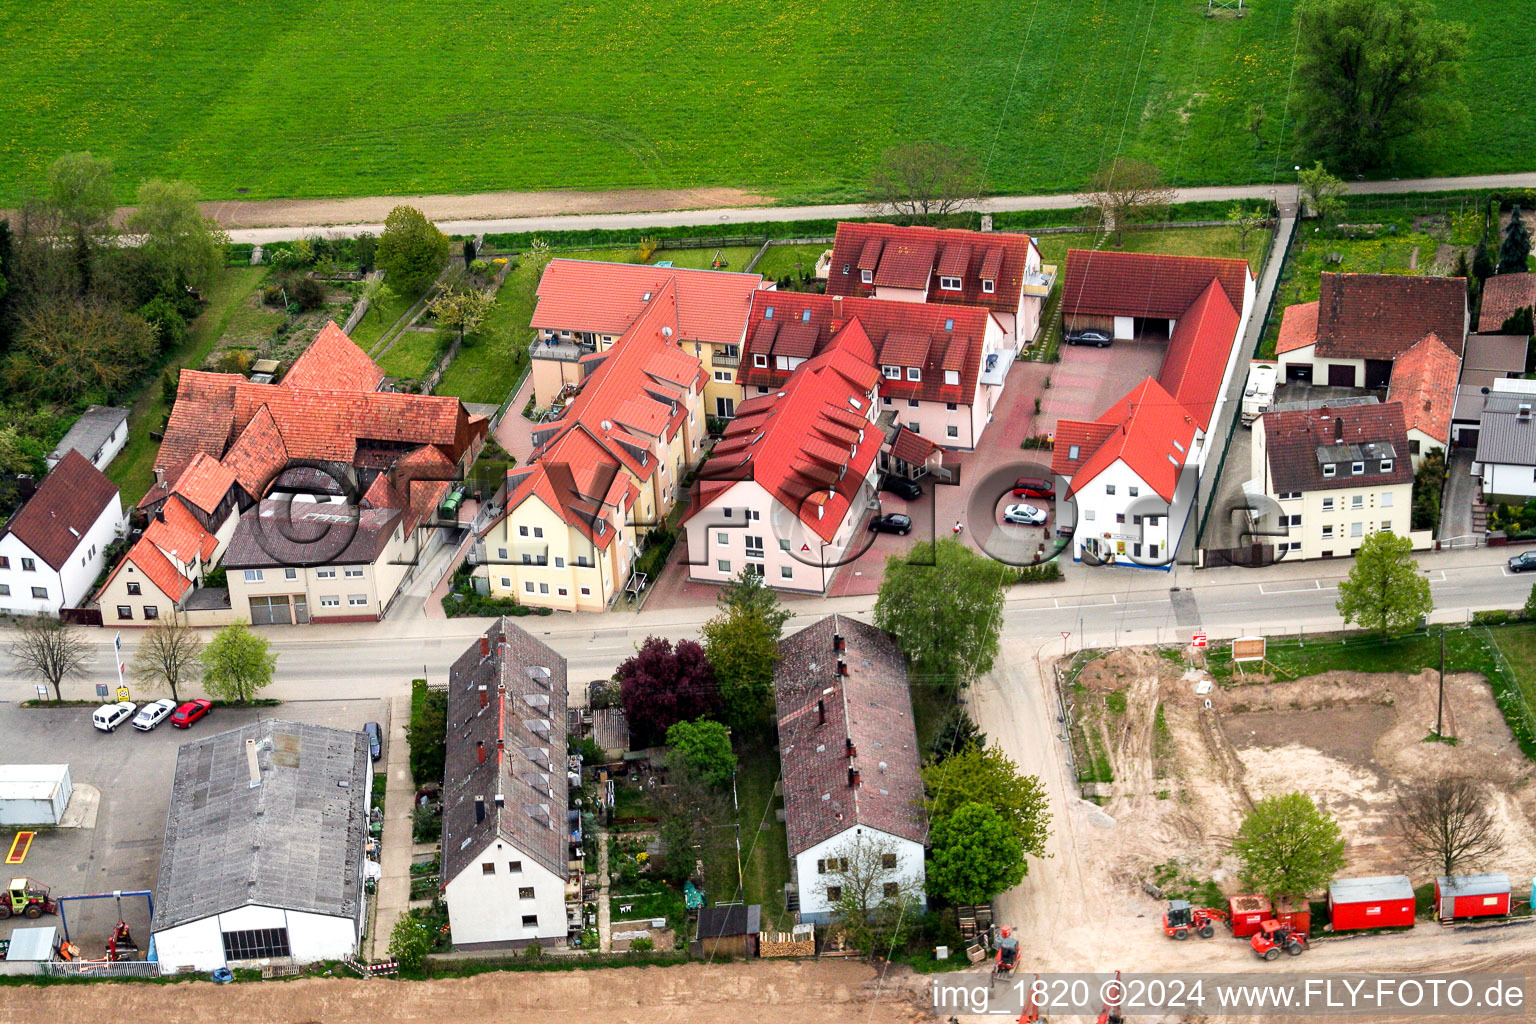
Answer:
(1328, 875, 1416, 931)
(694, 904, 761, 958)
(0, 764, 72, 826)
(150, 720, 372, 973)
(1434, 874, 1510, 921)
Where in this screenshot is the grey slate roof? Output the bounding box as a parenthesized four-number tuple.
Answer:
(47, 405, 127, 465)
(442, 619, 570, 885)
(697, 904, 760, 939)
(1475, 393, 1536, 466)
(154, 720, 370, 932)
(1329, 875, 1414, 904)
(222, 499, 402, 569)
(1436, 872, 1509, 899)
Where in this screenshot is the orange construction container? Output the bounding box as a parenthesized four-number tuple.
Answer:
(1274, 898, 1311, 938)
(1229, 894, 1272, 937)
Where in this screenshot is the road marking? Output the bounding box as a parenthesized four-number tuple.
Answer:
(6, 831, 34, 865)
(1423, 569, 1447, 583)
(1258, 581, 1321, 595)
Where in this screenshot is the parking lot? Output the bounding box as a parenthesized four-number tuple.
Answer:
(0, 697, 387, 955)
(1039, 335, 1167, 432)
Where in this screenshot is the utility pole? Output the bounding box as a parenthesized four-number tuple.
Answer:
(1436, 627, 1446, 737)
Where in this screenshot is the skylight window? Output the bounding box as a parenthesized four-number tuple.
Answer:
(944, 318, 954, 332)
(764, 306, 775, 319)
(801, 309, 812, 322)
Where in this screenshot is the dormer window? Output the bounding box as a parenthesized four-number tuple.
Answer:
(944, 370, 960, 386)
(764, 306, 774, 319)
(938, 276, 961, 291)
(906, 367, 921, 382)
(860, 269, 873, 284)
(842, 264, 850, 275)
(1351, 461, 1364, 476)
(1323, 464, 1336, 478)
(1068, 445, 1080, 460)
(882, 365, 901, 380)
(981, 279, 995, 294)
(1380, 459, 1394, 473)
(753, 354, 767, 367)
(642, 291, 652, 301)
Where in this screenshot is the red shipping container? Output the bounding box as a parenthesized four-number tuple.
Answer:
(1434, 874, 1510, 920)
(1328, 876, 1416, 931)
(1228, 894, 1272, 937)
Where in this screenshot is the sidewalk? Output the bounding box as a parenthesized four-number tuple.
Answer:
(369, 694, 413, 959)
(492, 375, 538, 466)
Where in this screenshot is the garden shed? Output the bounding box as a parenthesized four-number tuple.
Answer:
(1328, 875, 1416, 931)
(693, 904, 760, 959)
(1434, 873, 1510, 921)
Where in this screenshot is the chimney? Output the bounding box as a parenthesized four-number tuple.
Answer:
(833, 633, 845, 653)
(480, 635, 489, 658)
(496, 738, 505, 755)
(153, 466, 165, 486)
(155, 508, 166, 524)
(1519, 403, 1533, 422)
(847, 767, 861, 788)
(474, 797, 485, 823)
(478, 685, 488, 709)
(476, 740, 486, 765)
(836, 658, 848, 677)
(845, 737, 856, 757)
(1334, 416, 1344, 442)
(494, 793, 505, 808)
(817, 698, 826, 725)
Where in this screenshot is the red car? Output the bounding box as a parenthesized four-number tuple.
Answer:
(1012, 476, 1055, 500)
(170, 699, 213, 729)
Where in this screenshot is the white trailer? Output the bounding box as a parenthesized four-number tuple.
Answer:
(0, 765, 72, 826)
(1240, 363, 1277, 426)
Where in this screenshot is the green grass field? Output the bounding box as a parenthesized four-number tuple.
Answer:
(3, 3, 1529, 207)
(375, 329, 444, 380)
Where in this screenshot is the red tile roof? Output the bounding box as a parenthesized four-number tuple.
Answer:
(531, 259, 765, 347)
(1477, 273, 1536, 333)
(1261, 402, 1413, 494)
(890, 426, 937, 466)
(1388, 333, 1460, 445)
(1062, 249, 1251, 320)
(775, 615, 927, 855)
(1056, 379, 1198, 502)
(1, 450, 119, 571)
(1276, 300, 1320, 355)
(495, 426, 637, 551)
(827, 222, 1036, 314)
(283, 321, 384, 392)
(1157, 278, 1241, 430)
(740, 292, 991, 404)
(106, 538, 193, 604)
(1314, 273, 1467, 359)
(144, 495, 219, 566)
(170, 452, 237, 515)
(1050, 421, 1118, 477)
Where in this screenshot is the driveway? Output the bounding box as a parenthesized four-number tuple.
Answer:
(1038, 337, 1166, 434)
(1440, 447, 1479, 545)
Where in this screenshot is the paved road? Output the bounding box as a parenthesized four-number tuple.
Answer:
(225, 172, 1536, 245)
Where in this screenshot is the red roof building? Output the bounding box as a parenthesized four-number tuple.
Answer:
(1388, 333, 1461, 453)
(1478, 273, 1536, 334)
(282, 321, 385, 392)
(1062, 249, 1251, 322)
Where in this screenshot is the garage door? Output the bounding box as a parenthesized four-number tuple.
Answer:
(1285, 363, 1313, 383)
(1327, 364, 1357, 387)
(249, 595, 291, 626)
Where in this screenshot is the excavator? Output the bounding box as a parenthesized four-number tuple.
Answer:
(0, 878, 58, 920)
(989, 927, 1020, 990)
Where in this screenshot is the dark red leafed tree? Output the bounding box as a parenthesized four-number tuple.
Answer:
(616, 637, 722, 747)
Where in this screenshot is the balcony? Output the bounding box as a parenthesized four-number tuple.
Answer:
(531, 337, 595, 362)
(1022, 264, 1057, 298)
(712, 351, 741, 368)
(979, 349, 1013, 387)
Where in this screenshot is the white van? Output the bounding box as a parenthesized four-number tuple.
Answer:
(92, 701, 137, 732)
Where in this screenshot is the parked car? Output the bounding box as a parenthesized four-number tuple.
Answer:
(131, 698, 178, 731)
(170, 699, 213, 729)
(868, 513, 913, 536)
(1011, 476, 1055, 500)
(92, 701, 137, 733)
(363, 721, 383, 762)
(880, 475, 922, 500)
(1065, 328, 1113, 347)
(1510, 551, 1536, 573)
(1002, 503, 1048, 526)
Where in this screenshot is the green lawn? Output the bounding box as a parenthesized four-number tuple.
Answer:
(1489, 622, 1536, 714)
(376, 329, 445, 380)
(753, 244, 830, 282)
(3, 4, 1529, 207)
(108, 266, 268, 504)
(433, 271, 538, 405)
(651, 246, 760, 272)
(349, 281, 432, 351)
(1034, 224, 1272, 276)
(702, 734, 790, 930)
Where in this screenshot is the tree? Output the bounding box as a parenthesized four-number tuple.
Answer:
(1227, 204, 1266, 252)
(2, 301, 157, 404)
(376, 205, 449, 296)
(1498, 207, 1531, 275)
(1398, 775, 1503, 879)
(519, 238, 553, 301)
(615, 636, 722, 747)
(428, 286, 494, 344)
(928, 705, 985, 762)
(388, 913, 434, 971)
(9, 615, 92, 702)
(125, 179, 229, 292)
(461, 238, 478, 271)
(928, 801, 1027, 905)
(1232, 792, 1346, 899)
(1524, 582, 1536, 621)
(922, 744, 1052, 862)
(700, 568, 789, 731)
(822, 832, 923, 960)
(1335, 530, 1433, 635)
(1076, 158, 1176, 246)
(866, 142, 979, 223)
(873, 537, 1006, 690)
(1297, 161, 1348, 223)
(1246, 103, 1267, 149)
(359, 276, 395, 322)
(407, 684, 449, 786)
(129, 612, 203, 703)
(46, 152, 115, 292)
(1291, 0, 1468, 171)
(664, 718, 736, 787)
(1471, 240, 1495, 284)
(199, 620, 277, 702)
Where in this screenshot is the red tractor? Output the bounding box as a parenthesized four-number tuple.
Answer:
(1162, 899, 1228, 940)
(0, 878, 59, 920)
(1250, 919, 1307, 960)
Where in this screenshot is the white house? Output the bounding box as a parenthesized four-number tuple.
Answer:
(440, 620, 576, 949)
(46, 405, 129, 472)
(0, 450, 125, 615)
(151, 720, 372, 973)
(1474, 379, 1536, 503)
(775, 616, 927, 924)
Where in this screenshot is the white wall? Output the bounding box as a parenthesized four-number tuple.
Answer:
(1069, 461, 1175, 566)
(794, 827, 926, 923)
(443, 843, 568, 945)
(1482, 462, 1536, 501)
(154, 904, 359, 973)
(0, 495, 124, 615)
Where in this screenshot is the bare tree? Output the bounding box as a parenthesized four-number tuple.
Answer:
(10, 615, 93, 702)
(866, 143, 979, 223)
(1076, 158, 1177, 247)
(1226, 203, 1268, 252)
(1398, 775, 1503, 880)
(129, 612, 203, 703)
(822, 832, 923, 960)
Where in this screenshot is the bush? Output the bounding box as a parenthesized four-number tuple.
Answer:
(413, 803, 443, 843)
(634, 526, 676, 581)
(628, 937, 654, 952)
(1020, 434, 1054, 450)
(408, 680, 448, 786)
(1014, 562, 1063, 584)
(441, 591, 556, 617)
(1412, 448, 1447, 532)
(290, 276, 326, 311)
(209, 349, 253, 375)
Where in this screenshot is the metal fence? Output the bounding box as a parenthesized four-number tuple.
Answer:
(41, 959, 161, 978)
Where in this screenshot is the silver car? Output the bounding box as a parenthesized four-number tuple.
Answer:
(1003, 503, 1048, 526)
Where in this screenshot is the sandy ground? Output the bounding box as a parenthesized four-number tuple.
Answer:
(182, 187, 773, 230)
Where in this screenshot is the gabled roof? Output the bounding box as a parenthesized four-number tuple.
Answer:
(283, 321, 385, 392)
(494, 425, 637, 550)
(154, 720, 370, 931)
(1314, 273, 1468, 360)
(442, 621, 569, 884)
(774, 616, 927, 856)
(889, 426, 937, 466)
(740, 292, 991, 403)
(144, 495, 219, 567)
(46, 405, 127, 466)
(100, 537, 194, 603)
(1, 450, 119, 571)
(826, 222, 1036, 313)
(1261, 402, 1413, 493)
(1388, 333, 1460, 445)
(1062, 249, 1251, 320)
(1157, 278, 1241, 431)
(1057, 379, 1199, 502)
(1276, 300, 1320, 355)
(531, 259, 765, 346)
(1050, 421, 1118, 477)
(170, 451, 238, 515)
(1477, 273, 1536, 334)
(1475, 387, 1536, 467)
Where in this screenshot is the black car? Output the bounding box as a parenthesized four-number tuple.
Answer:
(1065, 328, 1112, 347)
(1510, 552, 1536, 573)
(868, 513, 912, 535)
(363, 722, 383, 762)
(880, 475, 922, 500)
